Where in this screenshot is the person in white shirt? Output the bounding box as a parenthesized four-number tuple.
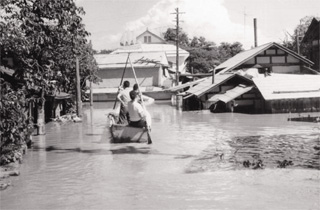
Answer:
(132, 84, 155, 106)
(117, 80, 131, 124)
(127, 90, 147, 128)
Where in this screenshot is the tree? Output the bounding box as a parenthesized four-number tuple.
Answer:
(281, 16, 319, 56)
(0, 0, 99, 164)
(163, 27, 244, 73)
(164, 28, 189, 47)
(186, 48, 220, 73)
(0, 80, 33, 165)
(1, 0, 100, 104)
(218, 42, 244, 63)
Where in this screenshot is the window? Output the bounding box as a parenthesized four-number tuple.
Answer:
(148, 36, 151, 43)
(144, 36, 147, 43)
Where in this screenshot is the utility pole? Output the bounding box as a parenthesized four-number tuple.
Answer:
(171, 8, 184, 86)
(76, 57, 82, 118)
(254, 18, 258, 47)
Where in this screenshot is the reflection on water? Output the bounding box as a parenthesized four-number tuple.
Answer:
(0, 101, 319, 210)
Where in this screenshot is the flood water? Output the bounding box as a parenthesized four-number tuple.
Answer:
(1, 101, 320, 210)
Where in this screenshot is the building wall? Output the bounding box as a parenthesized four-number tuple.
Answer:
(94, 67, 161, 88)
(136, 31, 165, 44)
(243, 48, 305, 74)
(266, 98, 320, 113)
(311, 39, 320, 71)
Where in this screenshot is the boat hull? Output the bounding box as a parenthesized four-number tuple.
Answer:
(108, 113, 151, 143)
(110, 124, 149, 143)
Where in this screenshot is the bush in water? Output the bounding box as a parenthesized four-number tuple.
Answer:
(0, 81, 33, 165)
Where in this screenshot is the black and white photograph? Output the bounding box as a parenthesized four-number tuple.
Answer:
(1, 0, 320, 209)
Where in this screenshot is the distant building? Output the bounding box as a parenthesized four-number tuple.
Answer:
(177, 42, 320, 113)
(112, 43, 189, 76)
(94, 52, 168, 88)
(91, 52, 171, 101)
(136, 29, 166, 44)
(117, 29, 189, 75)
(120, 28, 166, 46)
(301, 17, 320, 72)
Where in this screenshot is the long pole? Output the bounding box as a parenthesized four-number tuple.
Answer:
(128, 56, 152, 144)
(175, 8, 179, 86)
(113, 53, 130, 109)
(76, 57, 82, 117)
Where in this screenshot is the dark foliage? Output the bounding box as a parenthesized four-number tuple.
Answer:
(0, 80, 33, 165)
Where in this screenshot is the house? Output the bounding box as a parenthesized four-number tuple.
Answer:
(116, 29, 190, 77)
(91, 52, 170, 101)
(214, 42, 316, 75)
(179, 42, 320, 113)
(120, 28, 166, 46)
(136, 28, 166, 44)
(112, 43, 190, 77)
(181, 73, 259, 112)
(252, 74, 320, 113)
(301, 17, 320, 72)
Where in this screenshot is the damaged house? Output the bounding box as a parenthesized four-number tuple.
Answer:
(179, 42, 320, 113)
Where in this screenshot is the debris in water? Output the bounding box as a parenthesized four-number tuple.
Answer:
(277, 160, 294, 168)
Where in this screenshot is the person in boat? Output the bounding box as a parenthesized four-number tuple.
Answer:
(132, 83, 155, 106)
(127, 90, 147, 128)
(117, 80, 131, 124)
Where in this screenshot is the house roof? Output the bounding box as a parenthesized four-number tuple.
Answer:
(136, 29, 165, 42)
(253, 74, 320, 100)
(214, 42, 314, 74)
(94, 52, 169, 69)
(166, 78, 206, 92)
(301, 17, 320, 43)
(111, 43, 189, 56)
(184, 73, 235, 98)
(208, 85, 254, 103)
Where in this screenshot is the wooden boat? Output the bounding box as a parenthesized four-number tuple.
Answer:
(108, 113, 152, 144)
(108, 54, 152, 144)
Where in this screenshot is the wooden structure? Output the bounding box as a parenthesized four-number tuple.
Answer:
(182, 73, 261, 112)
(213, 42, 316, 75)
(301, 18, 320, 72)
(108, 114, 150, 143)
(94, 52, 168, 88)
(179, 43, 320, 113)
(91, 52, 172, 101)
(253, 74, 320, 113)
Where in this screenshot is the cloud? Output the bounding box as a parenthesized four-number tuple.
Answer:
(120, 0, 271, 49)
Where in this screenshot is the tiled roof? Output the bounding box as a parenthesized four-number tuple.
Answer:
(214, 42, 314, 74)
(208, 85, 254, 103)
(185, 73, 235, 97)
(253, 74, 320, 100)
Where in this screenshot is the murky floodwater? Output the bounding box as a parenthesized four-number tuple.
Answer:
(1, 101, 320, 210)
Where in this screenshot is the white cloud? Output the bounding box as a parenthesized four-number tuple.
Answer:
(120, 0, 272, 49)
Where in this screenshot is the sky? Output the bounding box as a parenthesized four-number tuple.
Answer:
(75, 0, 320, 51)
